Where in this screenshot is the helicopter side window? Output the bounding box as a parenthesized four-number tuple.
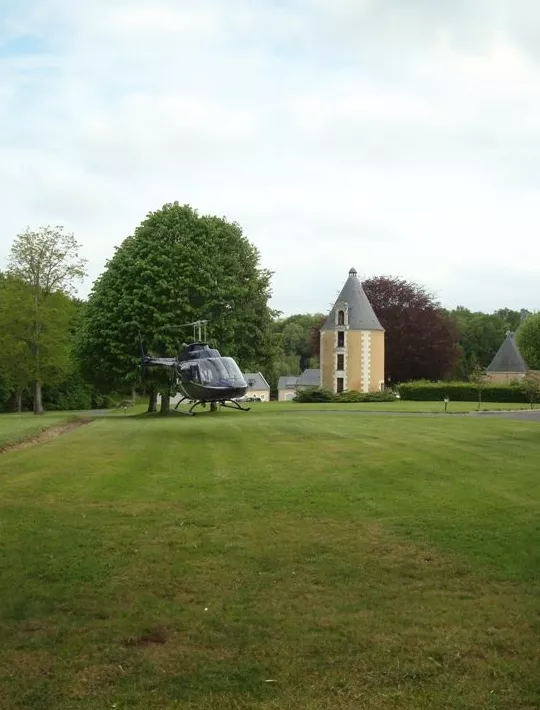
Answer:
(198, 361, 213, 384)
(189, 364, 201, 383)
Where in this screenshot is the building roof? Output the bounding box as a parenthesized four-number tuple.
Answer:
(277, 376, 299, 391)
(243, 372, 270, 390)
(486, 331, 528, 373)
(297, 368, 321, 386)
(277, 370, 321, 391)
(321, 267, 384, 331)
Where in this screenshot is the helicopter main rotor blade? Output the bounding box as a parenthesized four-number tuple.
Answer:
(169, 321, 208, 330)
(140, 357, 178, 367)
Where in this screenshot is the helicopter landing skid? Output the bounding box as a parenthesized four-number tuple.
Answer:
(174, 396, 189, 410)
(173, 398, 250, 415)
(173, 397, 196, 416)
(220, 400, 251, 412)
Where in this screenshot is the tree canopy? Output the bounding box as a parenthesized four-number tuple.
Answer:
(7, 226, 87, 295)
(76, 203, 275, 406)
(4, 226, 86, 413)
(362, 276, 459, 383)
(516, 313, 540, 370)
(268, 313, 324, 387)
(447, 306, 527, 378)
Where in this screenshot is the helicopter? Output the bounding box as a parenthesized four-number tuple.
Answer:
(138, 320, 250, 415)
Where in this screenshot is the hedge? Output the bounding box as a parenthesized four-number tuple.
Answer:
(293, 388, 396, 403)
(335, 390, 396, 403)
(396, 381, 529, 403)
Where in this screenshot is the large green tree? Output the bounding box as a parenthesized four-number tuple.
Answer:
(266, 313, 324, 389)
(0, 275, 78, 412)
(6, 226, 87, 413)
(516, 313, 540, 370)
(448, 307, 530, 378)
(0, 275, 34, 411)
(76, 203, 275, 413)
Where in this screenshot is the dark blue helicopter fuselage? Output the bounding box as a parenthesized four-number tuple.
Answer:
(141, 342, 248, 402)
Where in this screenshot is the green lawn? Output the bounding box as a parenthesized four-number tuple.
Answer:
(118, 400, 533, 418)
(251, 400, 532, 413)
(0, 410, 538, 709)
(0, 412, 80, 448)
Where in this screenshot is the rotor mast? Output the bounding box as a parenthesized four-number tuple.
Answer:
(194, 319, 208, 342)
(174, 319, 208, 343)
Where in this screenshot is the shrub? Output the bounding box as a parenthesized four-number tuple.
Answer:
(521, 374, 540, 408)
(397, 381, 528, 403)
(335, 390, 396, 403)
(293, 388, 396, 403)
(293, 387, 335, 403)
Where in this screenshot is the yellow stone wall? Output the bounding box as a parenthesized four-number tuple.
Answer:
(485, 371, 526, 384)
(321, 328, 385, 393)
(321, 331, 335, 390)
(346, 331, 363, 391)
(370, 330, 385, 391)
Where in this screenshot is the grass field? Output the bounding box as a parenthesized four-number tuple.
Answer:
(0, 412, 81, 448)
(0, 409, 539, 709)
(113, 400, 533, 419)
(244, 400, 532, 413)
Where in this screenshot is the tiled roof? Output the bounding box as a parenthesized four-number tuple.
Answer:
(243, 372, 270, 390)
(278, 369, 321, 390)
(297, 369, 321, 386)
(277, 376, 299, 390)
(487, 332, 528, 373)
(321, 267, 384, 331)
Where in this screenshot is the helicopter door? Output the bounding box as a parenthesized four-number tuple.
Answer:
(197, 359, 215, 385)
(180, 362, 201, 383)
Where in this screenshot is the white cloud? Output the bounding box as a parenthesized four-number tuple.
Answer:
(1, 0, 540, 315)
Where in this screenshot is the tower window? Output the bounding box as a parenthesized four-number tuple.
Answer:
(336, 377, 344, 393)
(337, 331, 345, 347)
(337, 310, 345, 325)
(337, 354, 344, 371)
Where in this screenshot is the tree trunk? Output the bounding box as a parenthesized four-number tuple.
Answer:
(210, 402, 218, 412)
(131, 386, 137, 403)
(147, 388, 157, 413)
(34, 380, 44, 415)
(15, 388, 23, 413)
(33, 293, 44, 415)
(159, 391, 170, 416)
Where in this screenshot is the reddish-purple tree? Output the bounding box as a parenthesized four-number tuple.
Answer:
(362, 276, 460, 384)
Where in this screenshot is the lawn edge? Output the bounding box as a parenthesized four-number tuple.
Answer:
(0, 416, 93, 454)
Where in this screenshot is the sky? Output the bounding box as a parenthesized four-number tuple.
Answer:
(1, 0, 539, 316)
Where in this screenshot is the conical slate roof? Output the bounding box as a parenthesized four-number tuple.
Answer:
(486, 331, 528, 373)
(321, 268, 384, 331)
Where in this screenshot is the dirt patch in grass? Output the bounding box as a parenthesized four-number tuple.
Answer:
(0, 418, 92, 455)
(0, 650, 54, 679)
(123, 629, 168, 647)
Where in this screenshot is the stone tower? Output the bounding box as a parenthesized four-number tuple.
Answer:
(320, 268, 385, 393)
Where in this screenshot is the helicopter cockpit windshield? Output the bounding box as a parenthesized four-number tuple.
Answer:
(184, 357, 245, 388)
